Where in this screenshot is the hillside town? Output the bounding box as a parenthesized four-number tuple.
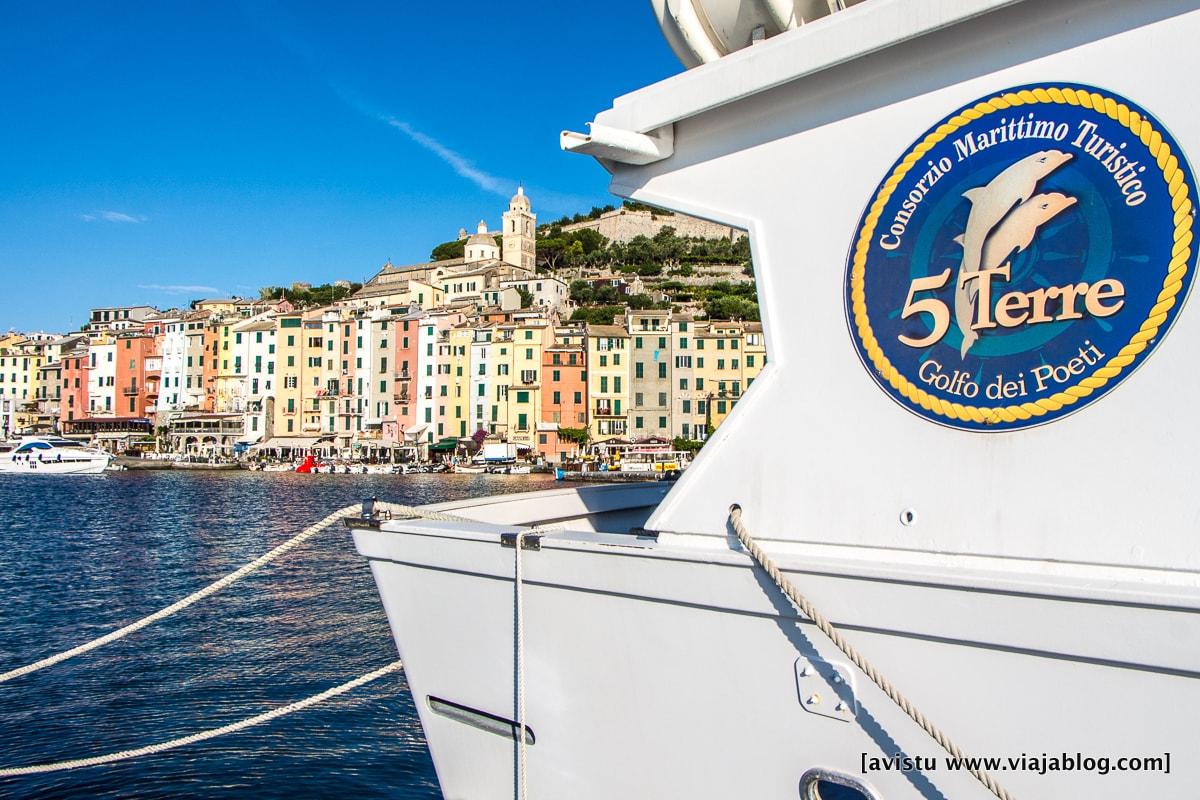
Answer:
(0, 189, 763, 465)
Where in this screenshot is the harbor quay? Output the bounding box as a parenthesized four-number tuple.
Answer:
(0, 190, 764, 467)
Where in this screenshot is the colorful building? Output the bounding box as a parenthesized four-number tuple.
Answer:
(539, 325, 588, 461)
(627, 309, 673, 441)
(586, 323, 630, 441)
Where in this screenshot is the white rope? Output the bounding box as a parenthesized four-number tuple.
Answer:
(728, 505, 1015, 800)
(0, 660, 404, 776)
(0, 501, 467, 686)
(513, 530, 529, 800)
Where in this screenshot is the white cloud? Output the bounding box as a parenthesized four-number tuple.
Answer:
(81, 210, 148, 223)
(384, 119, 509, 196)
(138, 284, 222, 295)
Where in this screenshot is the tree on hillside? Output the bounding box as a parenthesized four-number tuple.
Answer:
(258, 282, 363, 307)
(536, 228, 608, 271)
(568, 280, 595, 305)
(569, 305, 625, 325)
(430, 239, 466, 261)
(704, 295, 760, 321)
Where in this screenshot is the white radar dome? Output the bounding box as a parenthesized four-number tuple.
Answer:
(650, 0, 867, 68)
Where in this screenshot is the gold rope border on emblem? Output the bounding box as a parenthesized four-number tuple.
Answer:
(849, 86, 1194, 426)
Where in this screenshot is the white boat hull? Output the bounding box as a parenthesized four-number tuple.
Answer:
(0, 454, 110, 475)
(355, 485, 1199, 799)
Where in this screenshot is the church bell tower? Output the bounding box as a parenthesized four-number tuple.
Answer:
(502, 186, 536, 271)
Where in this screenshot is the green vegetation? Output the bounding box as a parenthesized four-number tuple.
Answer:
(431, 234, 503, 261)
(536, 227, 608, 270)
(539, 225, 751, 277)
(568, 306, 626, 325)
(557, 426, 590, 445)
(568, 281, 669, 312)
(430, 239, 465, 261)
(259, 282, 362, 306)
(515, 286, 534, 309)
(672, 437, 704, 454)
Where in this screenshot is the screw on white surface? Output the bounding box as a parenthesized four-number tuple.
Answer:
(806, 694, 821, 705)
(900, 508, 917, 526)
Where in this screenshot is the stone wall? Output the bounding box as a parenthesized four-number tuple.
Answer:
(559, 208, 746, 243)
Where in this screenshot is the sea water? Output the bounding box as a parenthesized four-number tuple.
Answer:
(0, 470, 555, 798)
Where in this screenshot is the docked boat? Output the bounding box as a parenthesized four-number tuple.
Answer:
(0, 436, 112, 475)
(354, 1, 1200, 797)
(618, 448, 689, 474)
(486, 464, 532, 475)
(452, 464, 487, 474)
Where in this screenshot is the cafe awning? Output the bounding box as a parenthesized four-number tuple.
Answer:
(429, 437, 461, 452)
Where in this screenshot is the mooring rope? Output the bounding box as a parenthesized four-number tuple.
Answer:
(0, 501, 467, 686)
(0, 660, 404, 776)
(728, 505, 1015, 800)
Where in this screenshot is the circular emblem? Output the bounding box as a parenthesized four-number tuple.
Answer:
(845, 84, 1197, 431)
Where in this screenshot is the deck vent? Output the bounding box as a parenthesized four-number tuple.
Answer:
(428, 696, 536, 745)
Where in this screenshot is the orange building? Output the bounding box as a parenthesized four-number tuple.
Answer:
(202, 320, 220, 411)
(538, 325, 588, 461)
(114, 333, 160, 418)
(58, 345, 90, 425)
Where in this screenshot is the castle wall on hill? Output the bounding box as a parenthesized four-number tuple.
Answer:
(559, 208, 745, 243)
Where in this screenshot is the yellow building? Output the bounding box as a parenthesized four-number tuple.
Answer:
(444, 326, 473, 439)
(0, 335, 45, 433)
(273, 310, 305, 436)
(586, 323, 630, 440)
(502, 316, 552, 449)
(212, 317, 240, 413)
(298, 309, 329, 438)
(689, 320, 767, 435)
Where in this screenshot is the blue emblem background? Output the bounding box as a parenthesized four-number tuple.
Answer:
(846, 83, 1197, 431)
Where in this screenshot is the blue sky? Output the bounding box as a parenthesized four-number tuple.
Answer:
(0, 2, 682, 333)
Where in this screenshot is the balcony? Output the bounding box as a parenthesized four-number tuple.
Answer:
(169, 421, 246, 435)
(394, 369, 411, 380)
(121, 385, 140, 396)
(393, 390, 409, 403)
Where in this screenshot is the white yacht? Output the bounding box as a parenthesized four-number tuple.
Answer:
(0, 436, 112, 475)
(355, 1, 1200, 797)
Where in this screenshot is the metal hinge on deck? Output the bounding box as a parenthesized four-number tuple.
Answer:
(500, 532, 542, 551)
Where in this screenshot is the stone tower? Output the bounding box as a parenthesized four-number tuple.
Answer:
(502, 186, 536, 271)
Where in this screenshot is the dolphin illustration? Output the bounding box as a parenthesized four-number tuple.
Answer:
(970, 191, 1078, 273)
(952, 149, 1073, 357)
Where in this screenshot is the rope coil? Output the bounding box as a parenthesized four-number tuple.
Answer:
(728, 505, 1015, 800)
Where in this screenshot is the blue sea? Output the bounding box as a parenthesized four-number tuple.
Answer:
(0, 471, 556, 799)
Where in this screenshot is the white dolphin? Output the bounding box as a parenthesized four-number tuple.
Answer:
(970, 191, 1078, 274)
(953, 149, 1073, 357)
